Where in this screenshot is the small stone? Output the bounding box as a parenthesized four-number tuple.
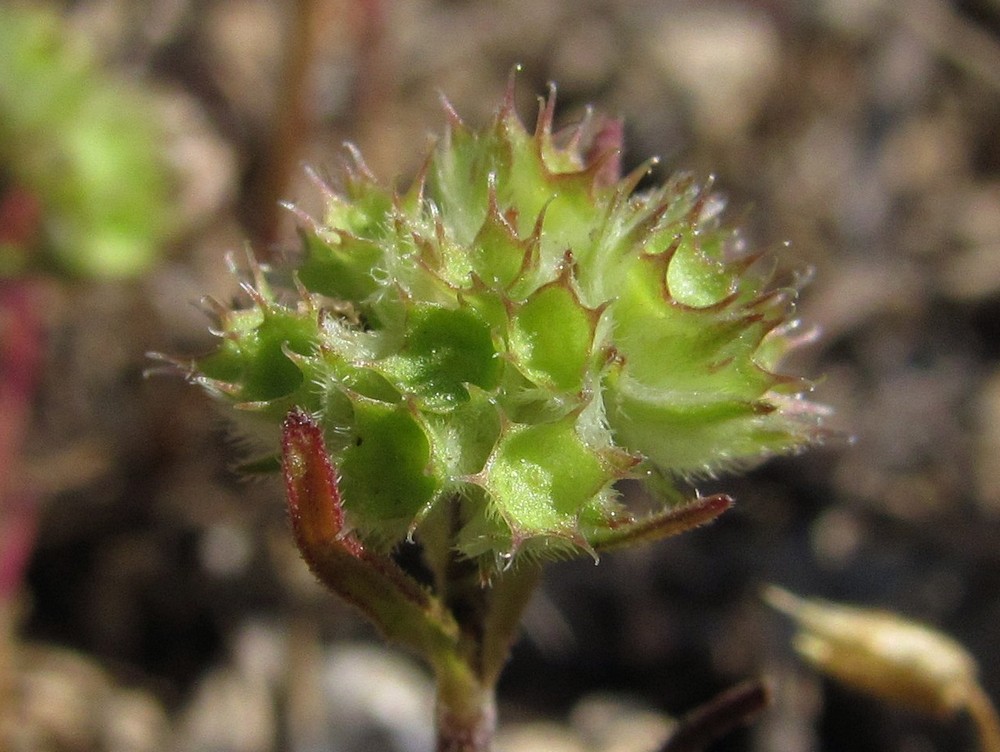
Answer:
(646, 7, 781, 141)
(496, 721, 585, 752)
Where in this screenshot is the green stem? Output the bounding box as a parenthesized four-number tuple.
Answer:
(431, 561, 539, 751)
(421, 496, 541, 751)
(434, 657, 496, 752)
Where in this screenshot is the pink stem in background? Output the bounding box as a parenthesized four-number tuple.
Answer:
(0, 187, 46, 603)
(0, 281, 45, 601)
(0, 493, 38, 604)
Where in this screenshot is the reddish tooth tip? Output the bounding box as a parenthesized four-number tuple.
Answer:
(343, 142, 375, 181)
(439, 93, 464, 130)
(534, 83, 557, 138)
(502, 65, 522, 113)
(585, 117, 625, 188)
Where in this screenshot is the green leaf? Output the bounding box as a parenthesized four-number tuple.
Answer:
(665, 233, 734, 308)
(200, 306, 318, 403)
(298, 230, 383, 302)
(510, 282, 595, 393)
(485, 416, 614, 542)
(382, 305, 502, 408)
(339, 397, 439, 536)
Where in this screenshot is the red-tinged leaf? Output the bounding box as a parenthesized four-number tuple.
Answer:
(280, 408, 463, 664)
(282, 407, 363, 557)
(591, 494, 733, 552)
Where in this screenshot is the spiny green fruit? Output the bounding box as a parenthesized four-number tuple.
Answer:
(189, 82, 827, 572)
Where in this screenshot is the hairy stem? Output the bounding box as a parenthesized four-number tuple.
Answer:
(435, 660, 496, 752)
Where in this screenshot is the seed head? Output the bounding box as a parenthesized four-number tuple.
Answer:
(187, 81, 828, 574)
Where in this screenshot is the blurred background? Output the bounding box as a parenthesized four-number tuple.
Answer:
(2, 0, 1000, 750)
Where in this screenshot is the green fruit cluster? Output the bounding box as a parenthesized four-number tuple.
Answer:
(193, 84, 826, 571)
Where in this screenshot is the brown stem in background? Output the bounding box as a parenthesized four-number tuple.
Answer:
(349, 0, 394, 171)
(891, 0, 1000, 93)
(658, 679, 771, 752)
(351, 0, 388, 118)
(245, 0, 388, 255)
(245, 0, 322, 254)
(0, 277, 46, 743)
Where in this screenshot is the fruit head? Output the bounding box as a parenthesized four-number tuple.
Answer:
(191, 81, 827, 571)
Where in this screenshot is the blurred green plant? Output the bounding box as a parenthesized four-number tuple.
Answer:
(171, 77, 828, 751)
(0, 3, 170, 278)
